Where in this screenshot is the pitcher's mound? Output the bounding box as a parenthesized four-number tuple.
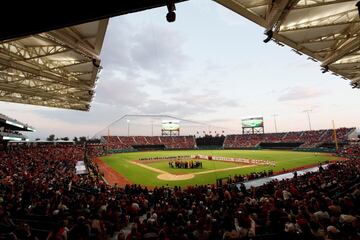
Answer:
(157, 173, 194, 181)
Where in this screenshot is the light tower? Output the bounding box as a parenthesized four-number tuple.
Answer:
(272, 114, 278, 133)
(126, 119, 130, 136)
(303, 109, 312, 130)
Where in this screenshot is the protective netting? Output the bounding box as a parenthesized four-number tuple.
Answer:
(92, 114, 232, 139)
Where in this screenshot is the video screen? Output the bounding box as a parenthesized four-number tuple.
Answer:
(162, 120, 180, 131)
(242, 117, 263, 128)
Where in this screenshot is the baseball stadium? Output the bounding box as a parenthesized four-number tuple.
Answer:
(91, 114, 352, 188)
(1, 1, 360, 240)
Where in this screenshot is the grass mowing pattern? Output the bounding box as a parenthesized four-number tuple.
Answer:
(100, 150, 339, 187)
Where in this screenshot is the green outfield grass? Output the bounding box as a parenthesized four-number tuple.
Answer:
(100, 150, 339, 187)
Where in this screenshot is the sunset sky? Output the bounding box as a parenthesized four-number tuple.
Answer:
(1, 0, 359, 139)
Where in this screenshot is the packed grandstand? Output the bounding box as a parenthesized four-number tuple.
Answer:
(101, 127, 356, 152)
(224, 128, 356, 150)
(1, 112, 359, 240)
(103, 136, 196, 151)
(0, 138, 359, 239)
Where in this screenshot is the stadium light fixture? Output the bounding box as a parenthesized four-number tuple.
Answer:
(97, 66, 103, 74)
(275, 41, 284, 47)
(351, 79, 359, 89)
(166, 2, 176, 23)
(321, 65, 329, 73)
(291, 49, 303, 56)
(92, 59, 100, 68)
(307, 57, 317, 62)
(263, 29, 273, 43)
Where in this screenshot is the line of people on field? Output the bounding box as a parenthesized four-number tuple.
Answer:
(168, 160, 203, 169)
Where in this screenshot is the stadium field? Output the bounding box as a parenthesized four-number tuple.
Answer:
(99, 150, 339, 187)
(146, 159, 237, 174)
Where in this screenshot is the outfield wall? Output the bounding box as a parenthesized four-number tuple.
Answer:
(191, 154, 275, 166)
(294, 147, 336, 153)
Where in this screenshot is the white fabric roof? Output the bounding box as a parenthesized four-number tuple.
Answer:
(0, 19, 108, 111)
(215, 0, 360, 87)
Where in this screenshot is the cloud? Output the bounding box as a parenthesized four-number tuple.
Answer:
(278, 86, 325, 102)
(172, 93, 239, 110)
(95, 69, 149, 108)
(96, 17, 241, 118)
(100, 18, 189, 87)
(131, 26, 188, 73)
(126, 87, 241, 118)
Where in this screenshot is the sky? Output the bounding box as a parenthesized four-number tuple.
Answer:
(1, 0, 359, 139)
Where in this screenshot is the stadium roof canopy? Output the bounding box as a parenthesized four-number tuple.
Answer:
(0, 20, 108, 111)
(0, 1, 187, 111)
(215, 0, 360, 87)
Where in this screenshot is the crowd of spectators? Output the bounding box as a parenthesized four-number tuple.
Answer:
(339, 145, 360, 158)
(229, 170, 274, 184)
(0, 145, 87, 239)
(262, 133, 286, 143)
(0, 143, 359, 240)
(224, 128, 355, 149)
(298, 130, 327, 148)
(282, 132, 303, 143)
(104, 137, 130, 151)
(322, 128, 354, 143)
(103, 136, 196, 151)
(224, 135, 263, 148)
(86, 144, 106, 159)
